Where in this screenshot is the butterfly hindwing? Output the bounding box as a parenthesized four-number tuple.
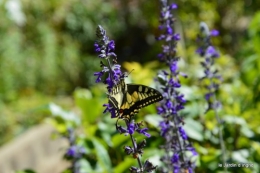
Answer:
(109, 80, 163, 119)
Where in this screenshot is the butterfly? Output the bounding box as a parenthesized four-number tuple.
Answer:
(108, 79, 163, 119)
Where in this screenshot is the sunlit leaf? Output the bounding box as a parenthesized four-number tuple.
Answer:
(47, 103, 80, 125)
(78, 159, 94, 172)
(145, 114, 163, 127)
(74, 88, 103, 123)
(92, 138, 112, 172)
(112, 133, 128, 148)
(113, 158, 135, 173)
(184, 118, 204, 141)
(232, 149, 249, 163)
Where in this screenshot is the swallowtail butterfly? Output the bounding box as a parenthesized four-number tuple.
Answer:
(109, 79, 163, 119)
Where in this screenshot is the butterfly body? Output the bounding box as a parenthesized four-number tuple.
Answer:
(109, 80, 163, 119)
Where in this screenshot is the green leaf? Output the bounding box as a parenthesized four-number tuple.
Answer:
(232, 149, 249, 163)
(48, 103, 80, 124)
(223, 115, 254, 137)
(184, 118, 204, 141)
(241, 126, 254, 138)
(223, 115, 246, 124)
(97, 120, 116, 147)
(78, 159, 94, 172)
(92, 138, 112, 172)
(74, 88, 103, 123)
(143, 148, 164, 166)
(144, 114, 163, 127)
(112, 133, 128, 147)
(113, 158, 135, 173)
(101, 132, 112, 147)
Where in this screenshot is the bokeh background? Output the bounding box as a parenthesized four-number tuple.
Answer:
(0, 0, 260, 173)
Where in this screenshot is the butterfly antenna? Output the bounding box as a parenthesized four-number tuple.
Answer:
(129, 69, 134, 75)
(122, 69, 135, 79)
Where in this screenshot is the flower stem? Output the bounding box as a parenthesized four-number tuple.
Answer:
(125, 119, 143, 170)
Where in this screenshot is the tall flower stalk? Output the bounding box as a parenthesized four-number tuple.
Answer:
(94, 25, 156, 172)
(156, 1, 197, 172)
(196, 22, 226, 172)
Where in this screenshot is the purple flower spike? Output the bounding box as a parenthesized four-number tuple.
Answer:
(156, 1, 197, 172)
(196, 22, 222, 113)
(196, 22, 226, 168)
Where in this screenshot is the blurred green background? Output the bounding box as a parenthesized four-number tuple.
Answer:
(0, 0, 260, 172)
